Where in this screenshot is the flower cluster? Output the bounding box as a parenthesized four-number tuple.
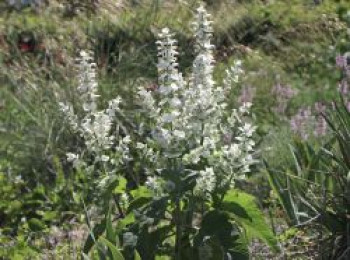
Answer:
(59, 51, 130, 174)
(336, 53, 350, 74)
(272, 83, 298, 115)
(290, 52, 350, 140)
(224, 60, 244, 87)
(336, 53, 350, 111)
(290, 102, 327, 140)
(60, 5, 256, 199)
(137, 6, 256, 197)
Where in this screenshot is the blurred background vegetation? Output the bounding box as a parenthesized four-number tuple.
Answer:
(1, 0, 350, 258)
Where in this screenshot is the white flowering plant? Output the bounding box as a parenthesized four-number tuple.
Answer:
(59, 50, 133, 207)
(61, 5, 278, 260)
(109, 5, 277, 260)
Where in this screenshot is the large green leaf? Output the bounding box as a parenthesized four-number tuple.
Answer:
(222, 190, 279, 252)
(127, 197, 153, 214)
(114, 177, 127, 195)
(98, 236, 125, 260)
(194, 210, 249, 260)
(101, 176, 127, 200)
(127, 186, 153, 214)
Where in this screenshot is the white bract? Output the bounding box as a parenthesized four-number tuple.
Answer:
(59, 51, 130, 176)
(137, 5, 257, 197)
(224, 60, 244, 86)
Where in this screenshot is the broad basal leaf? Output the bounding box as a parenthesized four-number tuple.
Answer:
(222, 190, 279, 252)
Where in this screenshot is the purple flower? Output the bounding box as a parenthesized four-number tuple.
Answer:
(290, 103, 328, 140)
(314, 102, 326, 114)
(238, 85, 255, 104)
(272, 83, 297, 99)
(314, 116, 327, 137)
(272, 83, 297, 114)
(347, 101, 350, 112)
(338, 80, 349, 95)
(314, 102, 327, 137)
(336, 55, 346, 69)
(290, 107, 312, 140)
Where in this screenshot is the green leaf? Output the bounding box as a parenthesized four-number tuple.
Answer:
(127, 196, 152, 214)
(135, 250, 142, 260)
(222, 190, 279, 252)
(155, 256, 171, 260)
(42, 211, 58, 221)
(194, 210, 248, 259)
(127, 187, 153, 214)
(264, 162, 299, 225)
(114, 177, 127, 195)
(106, 209, 116, 244)
(83, 218, 106, 254)
(228, 236, 250, 260)
(118, 213, 135, 230)
(130, 186, 152, 198)
(98, 236, 125, 260)
(53, 156, 65, 187)
(136, 225, 173, 259)
(28, 218, 46, 232)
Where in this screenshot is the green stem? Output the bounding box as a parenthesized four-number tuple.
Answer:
(175, 199, 182, 260)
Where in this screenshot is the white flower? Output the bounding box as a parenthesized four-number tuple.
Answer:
(66, 153, 80, 168)
(66, 153, 78, 162)
(76, 51, 99, 114)
(170, 97, 182, 108)
(195, 167, 216, 197)
(161, 111, 179, 123)
(145, 176, 160, 192)
(239, 102, 252, 114)
(183, 147, 203, 165)
(225, 144, 241, 158)
(60, 51, 131, 180)
(106, 97, 122, 117)
(145, 175, 165, 196)
(120, 193, 129, 208)
(153, 128, 171, 148)
(173, 130, 186, 139)
(59, 102, 78, 130)
(224, 60, 244, 86)
(137, 5, 257, 193)
(136, 142, 146, 149)
(239, 122, 256, 138)
(156, 28, 180, 95)
(100, 155, 110, 162)
(122, 135, 131, 144)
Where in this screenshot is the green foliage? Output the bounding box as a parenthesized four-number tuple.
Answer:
(82, 181, 277, 260)
(0, 234, 41, 259)
(265, 102, 350, 258)
(1, 0, 349, 259)
(222, 190, 279, 252)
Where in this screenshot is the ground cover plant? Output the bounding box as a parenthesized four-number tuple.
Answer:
(1, 0, 350, 259)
